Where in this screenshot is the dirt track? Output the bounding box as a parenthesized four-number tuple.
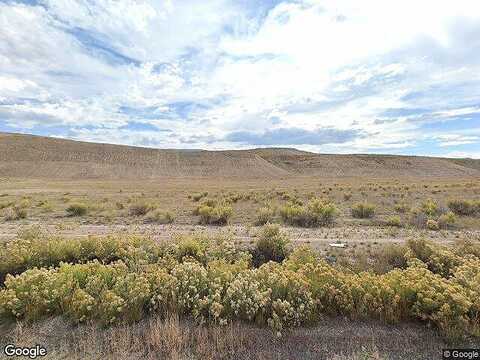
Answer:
(1, 223, 478, 248)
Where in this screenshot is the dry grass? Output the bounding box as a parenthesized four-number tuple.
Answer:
(0, 314, 468, 360)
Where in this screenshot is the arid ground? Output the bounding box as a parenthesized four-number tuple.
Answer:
(1, 133, 480, 359)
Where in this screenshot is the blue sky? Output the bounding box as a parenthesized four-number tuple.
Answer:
(0, 0, 479, 157)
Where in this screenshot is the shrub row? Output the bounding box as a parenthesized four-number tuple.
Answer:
(0, 243, 479, 339)
(0, 230, 163, 282)
(1, 228, 479, 339)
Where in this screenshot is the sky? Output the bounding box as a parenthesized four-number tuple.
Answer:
(1, 0, 480, 158)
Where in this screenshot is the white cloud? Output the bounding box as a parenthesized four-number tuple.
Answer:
(434, 134, 480, 147)
(0, 0, 480, 153)
(444, 151, 480, 159)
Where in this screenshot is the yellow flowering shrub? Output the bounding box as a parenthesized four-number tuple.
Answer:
(0, 268, 59, 321)
(385, 262, 473, 338)
(256, 262, 314, 332)
(0, 234, 163, 282)
(280, 199, 336, 227)
(406, 238, 461, 278)
(146, 266, 178, 315)
(224, 269, 271, 323)
(0, 231, 479, 339)
(170, 233, 251, 265)
(451, 257, 480, 329)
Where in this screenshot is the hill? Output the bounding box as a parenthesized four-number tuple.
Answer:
(0, 132, 479, 179)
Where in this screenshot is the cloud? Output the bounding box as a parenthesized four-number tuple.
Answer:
(0, 0, 480, 156)
(224, 127, 363, 146)
(433, 134, 480, 147)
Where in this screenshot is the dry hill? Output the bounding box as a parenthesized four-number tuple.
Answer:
(0, 132, 479, 180)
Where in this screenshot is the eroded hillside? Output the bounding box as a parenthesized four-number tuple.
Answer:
(1, 132, 479, 179)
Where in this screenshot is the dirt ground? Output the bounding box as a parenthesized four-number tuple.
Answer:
(1, 177, 479, 245)
(1, 177, 480, 359)
(1, 315, 478, 360)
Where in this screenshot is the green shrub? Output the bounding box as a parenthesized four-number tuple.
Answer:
(173, 236, 207, 262)
(254, 206, 275, 225)
(394, 202, 409, 213)
(144, 209, 175, 224)
(438, 212, 456, 229)
(171, 233, 249, 266)
(386, 215, 401, 227)
(284, 245, 319, 271)
(448, 199, 479, 216)
(351, 202, 376, 219)
(198, 203, 233, 225)
(66, 203, 88, 217)
(225, 192, 243, 204)
(253, 224, 291, 264)
(421, 198, 439, 217)
(193, 199, 217, 215)
(280, 199, 336, 227)
(0, 233, 163, 282)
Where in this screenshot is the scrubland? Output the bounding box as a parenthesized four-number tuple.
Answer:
(0, 177, 480, 359)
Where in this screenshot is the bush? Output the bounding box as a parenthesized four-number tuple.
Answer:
(372, 244, 408, 273)
(0, 233, 164, 282)
(406, 238, 461, 278)
(448, 199, 479, 216)
(394, 202, 409, 213)
(129, 202, 155, 216)
(0, 233, 479, 339)
(198, 203, 233, 225)
(351, 202, 376, 219)
(254, 206, 275, 226)
(421, 199, 439, 217)
(386, 215, 401, 227)
(438, 212, 456, 229)
(426, 219, 439, 231)
(284, 246, 319, 271)
(253, 224, 291, 264)
(280, 199, 336, 227)
(193, 199, 217, 216)
(173, 236, 208, 263)
(66, 203, 88, 217)
(144, 209, 175, 224)
(4, 207, 27, 221)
